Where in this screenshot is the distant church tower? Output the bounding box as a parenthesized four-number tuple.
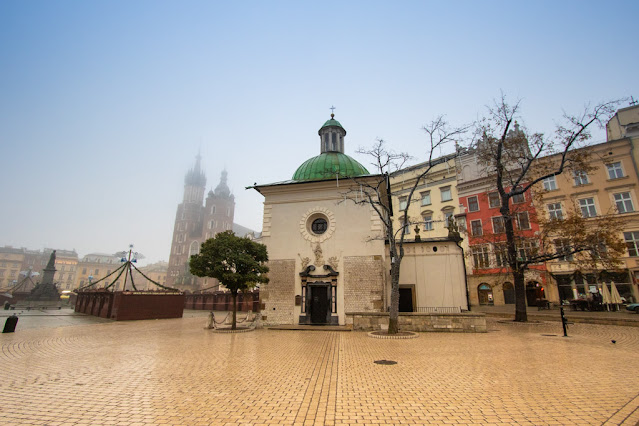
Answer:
(167, 155, 235, 292)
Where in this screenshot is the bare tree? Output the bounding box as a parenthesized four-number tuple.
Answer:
(474, 94, 623, 321)
(344, 117, 470, 334)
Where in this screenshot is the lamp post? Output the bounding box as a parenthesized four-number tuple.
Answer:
(115, 244, 144, 292)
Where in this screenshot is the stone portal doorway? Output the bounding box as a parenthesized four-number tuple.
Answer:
(309, 283, 330, 325)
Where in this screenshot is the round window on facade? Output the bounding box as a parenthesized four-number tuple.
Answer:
(307, 213, 330, 236)
(311, 218, 328, 234)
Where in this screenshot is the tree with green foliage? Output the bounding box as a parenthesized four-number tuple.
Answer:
(189, 231, 269, 329)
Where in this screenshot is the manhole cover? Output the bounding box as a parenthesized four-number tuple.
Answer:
(541, 334, 558, 337)
(374, 360, 397, 365)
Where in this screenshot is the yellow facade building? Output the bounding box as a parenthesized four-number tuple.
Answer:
(538, 137, 639, 303)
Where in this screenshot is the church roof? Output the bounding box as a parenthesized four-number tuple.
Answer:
(292, 152, 369, 182)
(320, 118, 344, 131)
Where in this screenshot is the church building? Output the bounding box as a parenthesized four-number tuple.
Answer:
(166, 155, 236, 292)
(252, 114, 468, 326)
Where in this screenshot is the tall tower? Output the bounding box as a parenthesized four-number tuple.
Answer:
(167, 157, 236, 292)
(167, 155, 207, 290)
(203, 170, 235, 240)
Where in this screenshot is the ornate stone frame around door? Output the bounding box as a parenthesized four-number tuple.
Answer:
(299, 265, 339, 325)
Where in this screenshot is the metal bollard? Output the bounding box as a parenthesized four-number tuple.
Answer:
(3, 314, 18, 333)
(560, 307, 568, 337)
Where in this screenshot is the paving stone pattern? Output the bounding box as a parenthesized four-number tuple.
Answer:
(1, 318, 638, 425)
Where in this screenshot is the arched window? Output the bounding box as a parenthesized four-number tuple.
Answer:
(189, 241, 200, 257)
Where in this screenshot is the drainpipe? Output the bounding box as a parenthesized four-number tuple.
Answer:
(454, 238, 471, 311)
(627, 137, 639, 182)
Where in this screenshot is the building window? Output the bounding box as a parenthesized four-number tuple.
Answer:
(578, 198, 597, 218)
(512, 188, 525, 204)
(440, 186, 452, 202)
(543, 176, 557, 191)
(210, 206, 216, 214)
(189, 241, 200, 256)
(607, 162, 624, 179)
(554, 239, 573, 261)
(516, 212, 530, 230)
(82, 268, 87, 274)
(548, 203, 563, 220)
(443, 210, 454, 227)
(421, 191, 431, 206)
(311, 218, 328, 234)
(209, 220, 216, 229)
(495, 244, 508, 267)
(94, 269, 99, 275)
(467, 196, 479, 212)
(488, 192, 500, 208)
(492, 216, 505, 233)
(573, 171, 589, 186)
(400, 217, 410, 234)
(624, 232, 639, 257)
(399, 197, 408, 211)
(472, 245, 490, 269)
(590, 241, 608, 260)
(227, 207, 231, 216)
(422, 213, 433, 231)
(470, 219, 483, 236)
(614, 192, 634, 213)
(517, 240, 538, 263)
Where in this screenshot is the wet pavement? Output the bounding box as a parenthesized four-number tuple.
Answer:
(1, 313, 638, 425)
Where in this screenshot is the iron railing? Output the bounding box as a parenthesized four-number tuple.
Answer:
(414, 306, 463, 313)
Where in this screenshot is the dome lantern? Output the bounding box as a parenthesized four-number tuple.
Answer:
(292, 111, 369, 182)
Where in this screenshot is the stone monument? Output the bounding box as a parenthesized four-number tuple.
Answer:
(28, 251, 61, 301)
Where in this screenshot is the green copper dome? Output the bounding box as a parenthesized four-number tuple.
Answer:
(292, 152, 369, 182)
(320, 118, 344, 131)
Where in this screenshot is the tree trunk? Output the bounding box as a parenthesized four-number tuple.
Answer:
(513, 270, 527, 322)
(388, 262, 400, 334)
(501, 202, 528, 322)
(231, 291, 237, 330)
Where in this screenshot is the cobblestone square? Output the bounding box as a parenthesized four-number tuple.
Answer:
(1, 316, 638, 425)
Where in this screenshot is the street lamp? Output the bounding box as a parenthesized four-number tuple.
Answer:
(114, 244, 145, 292)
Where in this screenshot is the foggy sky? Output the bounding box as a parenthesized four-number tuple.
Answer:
(1, 1, 637, 264)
